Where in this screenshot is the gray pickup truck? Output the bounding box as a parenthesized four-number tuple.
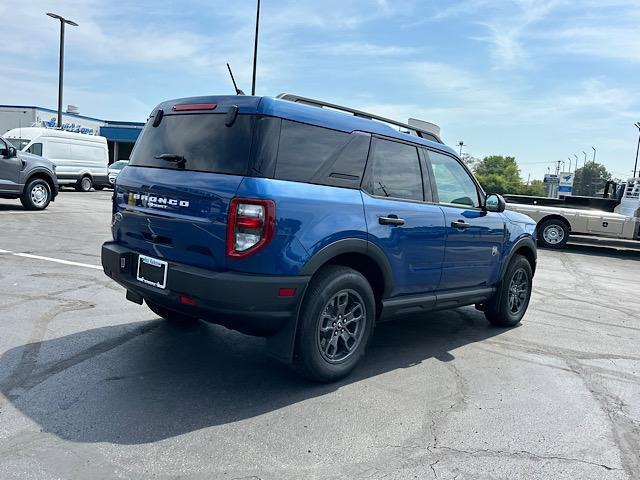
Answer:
(0, 136, 58, 210)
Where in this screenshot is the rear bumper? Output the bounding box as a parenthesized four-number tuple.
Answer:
(101, 242, 310, 336)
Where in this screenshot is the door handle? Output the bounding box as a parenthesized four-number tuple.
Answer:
(451, 220, 471, 229)
(379, 215, 405, 226)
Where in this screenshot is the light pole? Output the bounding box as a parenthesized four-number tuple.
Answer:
(251, 0, 261, 96)
(46, 13, 78, 128)
(567, 156, 572, 173)
(591, 146, 596, 165)
(457, 141, 466, 157)
(633, 123, 640, 178)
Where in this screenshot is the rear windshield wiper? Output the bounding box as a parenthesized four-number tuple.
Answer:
(154, 153, 186, 168)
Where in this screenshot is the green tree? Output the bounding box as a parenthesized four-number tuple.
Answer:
(572, 163, 611, 196)
(473, 155, 523, 194)
(514, 179, 547, 196)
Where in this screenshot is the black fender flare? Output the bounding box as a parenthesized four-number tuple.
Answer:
(501, 236, 537, 278)
(23, 169, 57, 191)
(299, 238, 394, 298)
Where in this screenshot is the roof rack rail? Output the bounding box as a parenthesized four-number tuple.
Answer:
(276, 93, 442, 144)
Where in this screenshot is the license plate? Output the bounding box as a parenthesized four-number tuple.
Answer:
(136, 255, 168, 289)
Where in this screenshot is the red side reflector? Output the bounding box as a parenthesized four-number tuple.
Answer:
(236, 217, 264, 229)
(179, 295, 197, 306)
(172, 103, 218, 112)
(278, 288, 297, 297)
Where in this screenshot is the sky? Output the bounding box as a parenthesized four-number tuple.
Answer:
(1, 0, 639, 180)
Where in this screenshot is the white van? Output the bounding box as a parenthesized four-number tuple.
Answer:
(3, 127, 109, 191)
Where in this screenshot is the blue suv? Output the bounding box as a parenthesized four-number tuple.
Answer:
(102, 94, 537, 382)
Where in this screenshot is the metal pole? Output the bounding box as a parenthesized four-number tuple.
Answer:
(251, 0, 261, 96)
(567, 156, 572, 173)
(591, 146, 596, 165)
(57, 19, 65, 128)
(634, 124, 640, 178)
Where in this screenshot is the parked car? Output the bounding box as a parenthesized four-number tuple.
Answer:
(101, 94, 537, 382)
(108, 160, 129, 186)
(0, 136, 58, 210)
(4, 127, 109, 192)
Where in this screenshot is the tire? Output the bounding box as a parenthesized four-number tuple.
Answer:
(484, 254, 532, 327)
(537, 218, 569, 249)
(146, 300, 199, 323)
(75, 176, 93, 192)
(294, 265, 376, 383)
(20, 178, 52, 210)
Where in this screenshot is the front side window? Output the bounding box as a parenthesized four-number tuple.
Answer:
(365, 138, 423, 201)
(428, 150, 480, 207)
(27, 143, 43, 156)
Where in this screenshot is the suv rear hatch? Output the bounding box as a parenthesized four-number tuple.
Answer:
(112, 97, 260, 272)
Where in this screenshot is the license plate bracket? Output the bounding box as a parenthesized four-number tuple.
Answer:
(136, 255, 168, 289)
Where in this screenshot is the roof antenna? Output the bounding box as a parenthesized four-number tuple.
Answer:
(226, 63, 245, 95)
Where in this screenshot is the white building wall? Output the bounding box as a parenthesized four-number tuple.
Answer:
(0, 107, 36, 136)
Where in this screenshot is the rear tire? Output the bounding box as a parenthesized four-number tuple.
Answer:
(20, 178, 51, 210)
(294, 265, 375, 383)
(146, 300, 199, 323)
(75, 176, 93, 192)
(484, 254, 532, 327)
(537, 218, 569, 249)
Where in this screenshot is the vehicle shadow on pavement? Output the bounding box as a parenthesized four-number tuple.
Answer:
(0, 307, 507, 445)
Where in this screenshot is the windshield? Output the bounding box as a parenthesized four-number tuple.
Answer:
(5, 138, 30, 150)
(129, 113, 254, 175)
(110, 160, 128, 170)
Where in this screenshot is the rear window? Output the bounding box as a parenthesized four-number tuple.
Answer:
(274, 120, 369, 188)
(130, 114, 254, 174)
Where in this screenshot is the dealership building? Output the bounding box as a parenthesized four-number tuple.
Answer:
(0, 105, 144, 164)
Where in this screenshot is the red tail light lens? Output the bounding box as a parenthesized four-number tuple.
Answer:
(172, 103, 218, 112)
(227, 198, 275, 258)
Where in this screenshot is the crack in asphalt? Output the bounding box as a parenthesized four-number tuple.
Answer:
(431, 445, 622, 471)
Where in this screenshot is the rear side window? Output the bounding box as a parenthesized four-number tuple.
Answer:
(27, 143, 43, 156)
(428, 150, 480, 207)
(130, 114, 254, 174)
(275, 120, 368, 187)
(364, 138, 423, 201)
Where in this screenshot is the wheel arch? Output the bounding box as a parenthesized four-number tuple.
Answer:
(300, 239, 393, 302)
(25, 171, 56, 197)
(502, 236, 537, 278)
(538, 214, 572, 232)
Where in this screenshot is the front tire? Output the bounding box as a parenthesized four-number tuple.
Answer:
(20, 178, 51, 210)
(75, 176, 93, 192)
(537, 218, 569, 249)
(295, 265, 375, 383)
(146, 300, 199, 323)
(484, 254, 532, 327)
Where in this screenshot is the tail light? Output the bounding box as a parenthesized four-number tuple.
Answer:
(227, 198, 275, 258)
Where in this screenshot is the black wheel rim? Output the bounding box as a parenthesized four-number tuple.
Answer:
(508, 268, 529, 315)
(317, 289, 366, 363)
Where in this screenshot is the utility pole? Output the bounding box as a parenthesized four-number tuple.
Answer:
(251, 0, 261, 96)
(46, 13, 78, 128)
(457, 141, 466, 157)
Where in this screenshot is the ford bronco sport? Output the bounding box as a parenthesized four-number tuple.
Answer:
(102, 94, 537, 382)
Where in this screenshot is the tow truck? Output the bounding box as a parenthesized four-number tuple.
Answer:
(505, 178, 640, 248)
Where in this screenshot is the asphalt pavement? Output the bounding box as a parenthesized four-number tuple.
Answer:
(0, 191, 638, 480)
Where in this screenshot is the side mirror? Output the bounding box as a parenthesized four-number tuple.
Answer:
(8, 146, 17, 158)
(484, 193, 506, 213)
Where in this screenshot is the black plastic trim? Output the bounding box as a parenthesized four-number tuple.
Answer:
(102, 242, 310, 336)
(380, 287, 495, 321)
(299, 238, 394, 297)
(502, 236, 537, 277)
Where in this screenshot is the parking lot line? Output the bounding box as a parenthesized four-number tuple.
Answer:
(0, 248, 102, 270)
